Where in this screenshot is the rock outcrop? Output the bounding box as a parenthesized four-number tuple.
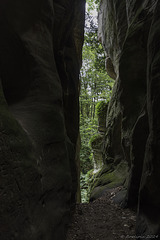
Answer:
(0, 0, 85, 239)
(98, 0, 160, 237)
(90, 134, 104, 172)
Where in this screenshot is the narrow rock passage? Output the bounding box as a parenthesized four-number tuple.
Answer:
(67, 187, 136, 240)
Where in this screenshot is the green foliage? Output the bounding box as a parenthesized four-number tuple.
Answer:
(80, 0, 114, 202)
(80, 115, 97, 174)
(80, 169, 94, 202)
(80, 173, 88, 202)
(86, 0, 100, 12)
(95, 100, 108, 118)
(80, 8, 114, 120)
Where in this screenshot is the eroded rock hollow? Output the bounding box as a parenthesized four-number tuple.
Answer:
(0, 0, 85, 239)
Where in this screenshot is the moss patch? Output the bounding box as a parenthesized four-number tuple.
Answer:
(90, 185, 108, 201)
(95, 101, 108, 118)
(89, 134, 103, 149)
(90, 162, 128, 200)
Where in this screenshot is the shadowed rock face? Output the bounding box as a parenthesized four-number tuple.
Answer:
(99, 0, 160, 236)
(0, 0, 85, 239)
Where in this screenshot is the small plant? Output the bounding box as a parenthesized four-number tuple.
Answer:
(95, 101, 108, 118)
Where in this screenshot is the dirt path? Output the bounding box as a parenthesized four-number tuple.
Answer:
(67, 187, 136, 240)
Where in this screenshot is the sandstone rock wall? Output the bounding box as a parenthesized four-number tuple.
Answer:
(0, 0, 85, 239)
(99, 0, 160, 236)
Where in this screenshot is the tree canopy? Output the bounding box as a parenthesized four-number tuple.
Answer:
(80, 11, 113, 119)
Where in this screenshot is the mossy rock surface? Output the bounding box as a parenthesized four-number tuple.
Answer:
(96, 101, 108, 118)
(89, 134, 103, 149)
(90, 162, 128, 201)
(90, 186, 109, 201)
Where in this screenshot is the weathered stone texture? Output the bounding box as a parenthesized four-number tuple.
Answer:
(0, 0, 85, 239)
(99, 0, 160, 236)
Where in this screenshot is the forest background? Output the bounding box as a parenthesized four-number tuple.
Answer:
(80, 0, 114, 202)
